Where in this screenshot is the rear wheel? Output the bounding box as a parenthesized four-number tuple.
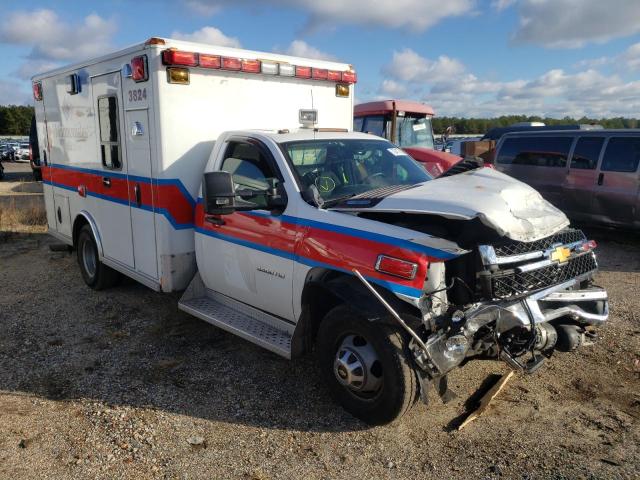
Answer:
(76, 225, 119, 290)
(316, 305, 417, 425)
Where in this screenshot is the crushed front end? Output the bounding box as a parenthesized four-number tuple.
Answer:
(414, 228, 608, 379)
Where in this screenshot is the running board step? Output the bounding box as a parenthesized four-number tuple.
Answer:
(178, 274, 293, 359)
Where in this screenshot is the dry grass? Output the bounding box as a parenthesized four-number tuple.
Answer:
(0, 198, 48, 236)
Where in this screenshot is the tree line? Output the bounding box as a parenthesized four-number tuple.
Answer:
(432, 115, 640, 135)
(0, 105, 35, 136)
(1, 104, 639, 136)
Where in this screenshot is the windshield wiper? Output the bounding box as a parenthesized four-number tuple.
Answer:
(322, 193, 357, 208)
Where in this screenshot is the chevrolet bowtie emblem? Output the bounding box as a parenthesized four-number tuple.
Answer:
(550, 246, 571, 263)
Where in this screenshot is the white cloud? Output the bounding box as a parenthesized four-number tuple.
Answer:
(378, 79, 407, 97)
(619, 42, 640, 70)
(384, 49, 465, 84)
(0, 9, 116, 61)
(171, 26, 241, 48)
(379, 48, 640, 118)
(512, 0, 640, 48)
(282, 40, 336, 61)
(185, 0, 475, 31)
(491, 0, 516, 11)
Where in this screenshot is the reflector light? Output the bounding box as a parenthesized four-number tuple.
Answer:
(375, 255, 419, 280)
(241, 59, 261, 73)
(342, 70, 357, 83)
(32, 82, 42, 101)
(295, 66, 312, 78)
(312, 68, 328, 80)
(327, 70, 342, 81)
(261, 61, 278, 75)
(145, 37, 166, 45)
(131, 55, 148, 82)
(162, 50, 198, 67)
(167, 67, 190, 84)
(199, 53, 221, 69)
(336, 84, 350, 97)
(221, 57, 242, 70)
(279, 64, 295, 76)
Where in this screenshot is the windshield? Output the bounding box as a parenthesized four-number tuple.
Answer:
(396, 115, 435, 149)
(284, 139, 431, 203)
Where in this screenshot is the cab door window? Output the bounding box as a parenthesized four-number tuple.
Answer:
(570, 137, 604, 170)
(221, 142, 278, 208)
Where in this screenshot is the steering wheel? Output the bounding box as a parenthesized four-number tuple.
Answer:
(364, 172, 386, 185)
(314, 171, 341, 195)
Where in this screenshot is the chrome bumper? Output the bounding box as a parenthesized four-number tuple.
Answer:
(464, 277, 609, 336)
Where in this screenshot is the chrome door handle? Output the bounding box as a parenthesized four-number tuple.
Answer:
(102, 177, 111, 187)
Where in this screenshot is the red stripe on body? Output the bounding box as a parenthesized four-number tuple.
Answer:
(195, 206, 429, 291)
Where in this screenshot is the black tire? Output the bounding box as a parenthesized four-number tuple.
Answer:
(76, 225, 120, 290)
(316, 305, 417, 425)
(32, 169, 42, 181)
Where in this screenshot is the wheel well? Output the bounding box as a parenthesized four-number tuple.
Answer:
(293, 268, 422, 357)
(72, 215, 89, 249)
(294, 281, 343, 357)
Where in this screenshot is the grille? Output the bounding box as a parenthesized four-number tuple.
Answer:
(490, 253, 597, 299)
(493, 228, 586, 258)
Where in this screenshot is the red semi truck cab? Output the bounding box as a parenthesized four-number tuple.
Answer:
(354, 100, 461, 177)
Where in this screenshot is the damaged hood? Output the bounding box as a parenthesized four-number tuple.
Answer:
(333, 168, 569, 242)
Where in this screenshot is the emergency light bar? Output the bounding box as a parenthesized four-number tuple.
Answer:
(161, 49, 357, 84)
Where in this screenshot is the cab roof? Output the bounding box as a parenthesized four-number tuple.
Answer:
(239, 129, 382, 144)
(354, 100, 435, 117)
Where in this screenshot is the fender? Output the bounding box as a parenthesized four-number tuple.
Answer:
(73, 210, 104, 259)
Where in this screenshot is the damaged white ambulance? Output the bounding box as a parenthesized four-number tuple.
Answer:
(33, 38, 608, 425)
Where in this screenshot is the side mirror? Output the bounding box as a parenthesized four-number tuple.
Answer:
(202, 171, 236, 215)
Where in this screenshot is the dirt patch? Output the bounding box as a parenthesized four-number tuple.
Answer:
(0, 228, 638, 479)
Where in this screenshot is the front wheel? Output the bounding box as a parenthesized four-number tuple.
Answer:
(76, 225, 120, 290)
(316, 305, 417, 425)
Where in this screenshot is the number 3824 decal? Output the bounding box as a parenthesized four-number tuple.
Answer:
(128, 88, 147, 102)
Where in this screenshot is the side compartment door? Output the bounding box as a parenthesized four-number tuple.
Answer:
(592, 136, 640, 226)
(562, 136, 604, 221)
(123, 107, 158, 280)
(91, 73, 135, 268)
(196, 139, 296, 321)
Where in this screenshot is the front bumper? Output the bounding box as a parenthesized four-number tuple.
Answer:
(424, 279, 608, 376)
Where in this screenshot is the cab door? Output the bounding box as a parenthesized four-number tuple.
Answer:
(562, 136, 604, 221)
(592, 136, 640, 226)
(91, 72, 135, 268)
(196, 139, 296, 321)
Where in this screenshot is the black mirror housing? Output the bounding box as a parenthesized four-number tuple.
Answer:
(202, 171, 236, 215)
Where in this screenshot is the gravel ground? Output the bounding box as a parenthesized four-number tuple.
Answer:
(0, 169, 638, 479)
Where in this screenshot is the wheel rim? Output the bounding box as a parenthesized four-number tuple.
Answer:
(82, 238, 97, 278)
(333, 334, 383, 399)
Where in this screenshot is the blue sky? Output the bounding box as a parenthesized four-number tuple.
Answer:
(2, 0, 640, 118)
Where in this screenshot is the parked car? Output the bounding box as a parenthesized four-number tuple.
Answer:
(495, 129, 640, 229)
(17, 142, 30, 160)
